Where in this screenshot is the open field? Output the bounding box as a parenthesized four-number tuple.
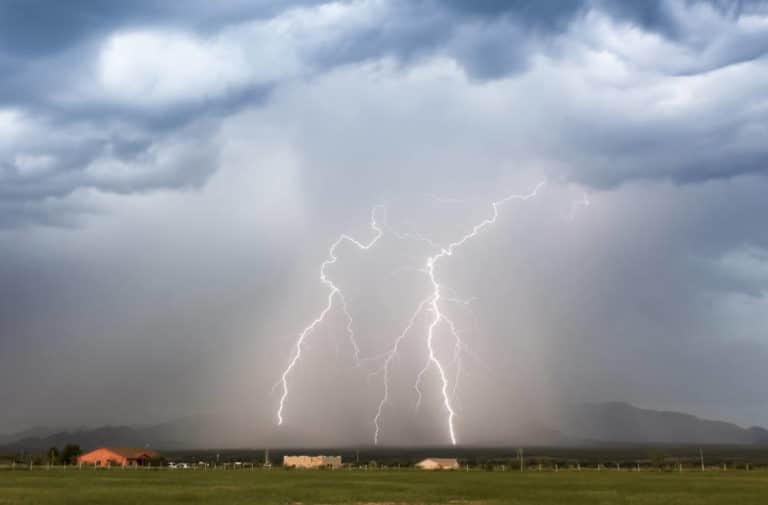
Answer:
(2, 469, 768, 505)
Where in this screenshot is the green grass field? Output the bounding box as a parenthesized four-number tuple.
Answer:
(2, 469, 768, 505)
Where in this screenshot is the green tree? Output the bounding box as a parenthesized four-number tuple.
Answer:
(47, 447, 60, 465)
(61, 444, 81, 465)
(649, 449, 667, 470)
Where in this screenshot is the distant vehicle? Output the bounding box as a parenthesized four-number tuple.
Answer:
(167, 462, 177, 469)
(177, 462, 190, 469)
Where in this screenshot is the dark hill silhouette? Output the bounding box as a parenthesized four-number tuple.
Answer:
(561, 402, 768, 445)
(2, 403, 767, 451)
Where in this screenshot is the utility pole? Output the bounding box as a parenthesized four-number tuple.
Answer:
(699, 448, 704, 472)
(518, 448, 524, 473)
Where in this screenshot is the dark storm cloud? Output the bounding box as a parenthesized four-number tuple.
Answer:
(437, 0, 765, 32)
(436, 0, 586, 27)
(0, 1, 306, 226)
(2, 0, 765, 98)
(3, 0, 768, 229)
(57, 84, 274, 133)
(553, 92, 768, 186)
(0, 114, 220, 217)
(0, 0, 321, 111)
(0, 0, 326, 58)
(435, 0, 768, 75)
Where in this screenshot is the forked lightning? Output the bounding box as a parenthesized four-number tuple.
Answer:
(275, 207, 383, 425)
(275, 182, 546, 445)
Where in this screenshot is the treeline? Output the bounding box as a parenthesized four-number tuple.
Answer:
(160, 446, 768, 469)
(1, 444, 81, 465)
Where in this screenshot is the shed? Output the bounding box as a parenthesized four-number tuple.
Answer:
(415, 458, 460, 470)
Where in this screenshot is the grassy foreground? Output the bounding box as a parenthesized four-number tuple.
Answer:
(2, 469, 768, 505)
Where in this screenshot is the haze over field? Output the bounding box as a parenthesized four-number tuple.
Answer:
(2, 0, 768, 447)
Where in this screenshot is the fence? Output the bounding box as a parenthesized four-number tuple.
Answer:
(0, 462, 763, 473)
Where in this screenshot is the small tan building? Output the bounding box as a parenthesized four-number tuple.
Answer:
(415, 458, 460, 470)
(283, 455, 342, 469)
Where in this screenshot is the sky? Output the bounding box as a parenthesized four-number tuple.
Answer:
(1, 0, 768, 446)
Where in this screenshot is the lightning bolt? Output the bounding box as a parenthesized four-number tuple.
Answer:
(438, 289, 478, 400)
(445, 316, 463, 398)
(371, 296, 431, 445)
(410, 181, 546, 445)
(275, 207, 383, 426)
(412, 309, 463, 413)
(276, 182, 546, 445)
(374, 181, 546, 445)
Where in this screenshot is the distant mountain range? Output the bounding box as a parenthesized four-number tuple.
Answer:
(2, 402, 767, 451)
(0, 415, 232, 452)
(0, 426, 66, 448)
(560, 402, 768, 445)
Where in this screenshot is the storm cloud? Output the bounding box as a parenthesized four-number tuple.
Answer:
(1, 0, 768, 445)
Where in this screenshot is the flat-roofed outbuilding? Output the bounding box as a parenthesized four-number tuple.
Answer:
(415, 458, 459, 470)
(283, 455, 342, 469)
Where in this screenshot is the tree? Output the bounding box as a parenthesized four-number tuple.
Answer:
(47, 447, 60, 465)
(649, 449, 667, 470)
(61, 444, 82, 465)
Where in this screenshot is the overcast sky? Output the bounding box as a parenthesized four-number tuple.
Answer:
(2, 0, 768, 446)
